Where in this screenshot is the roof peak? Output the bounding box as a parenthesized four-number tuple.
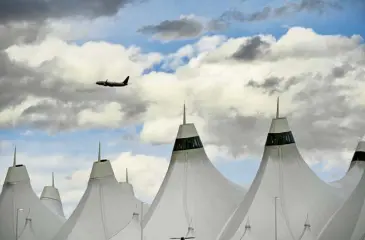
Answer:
(176, 123, 199, 139)
(5, 164, 30, 183)
(268, 117, 291, 134)
(356, 140, 365, 152)
(90, 159, 115, 179)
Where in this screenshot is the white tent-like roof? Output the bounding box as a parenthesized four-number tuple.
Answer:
(217, 99, 341, 240)
(143, 105, 247, 240)
(52, 144, 139, 240)
(0, 147, 64, 240)
(331, 138, 365, 198)
(317, 166, 365, 240)
(19, 217, 37, 240)
(40, 172, 65, 218)
(119, 169, 149, 217)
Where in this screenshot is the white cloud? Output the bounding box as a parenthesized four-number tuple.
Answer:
(77, 102, 124, 128)
(2, 26, 365, 171)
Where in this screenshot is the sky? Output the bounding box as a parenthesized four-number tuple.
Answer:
(0, 0, 364, 216)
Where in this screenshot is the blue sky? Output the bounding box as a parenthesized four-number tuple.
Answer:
(87, 0, 365, 53)
(1, 0, 364, 205)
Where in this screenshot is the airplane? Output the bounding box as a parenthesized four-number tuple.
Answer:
(96, 76, 129, 87)
(170, 237, 195, 240)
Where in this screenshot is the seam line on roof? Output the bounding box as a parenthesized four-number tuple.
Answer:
(99, 184, 108, 240)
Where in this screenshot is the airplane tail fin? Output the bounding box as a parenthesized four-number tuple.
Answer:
(123, 76, 129, 85)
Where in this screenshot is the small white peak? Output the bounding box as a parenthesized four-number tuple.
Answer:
(268, 118, 291, 134)
(356, 139, 365, 152)
(176, 123, 199, 139)
(90, 159, 115, 179)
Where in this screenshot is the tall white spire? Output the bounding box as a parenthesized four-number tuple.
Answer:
(126, 168, 129, 183)
(13, 145, 17, 167)
(276, 96, 280, 119)
(183, 103, 186, 125)
(52, 172, 55, 187)
(98, 141, 101, 162)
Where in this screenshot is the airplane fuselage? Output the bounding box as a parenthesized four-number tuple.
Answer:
(96, 76, 129, 87)
(96, 82, 127, 87)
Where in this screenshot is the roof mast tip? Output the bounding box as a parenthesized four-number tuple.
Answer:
(276, 96, 280, 119)
(126, 168, 129, 183)
(183, 102, 186, 125)
(52, 172, 55, 187)
(98, 141, 101, 162)
(13, 145, 17, 167)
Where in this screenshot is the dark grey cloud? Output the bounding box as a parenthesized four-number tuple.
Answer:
(246, 77, 281, 95)
(0, 22, 49, 49)
(219, 0, 344, 23)
(138, 17, 227, 41)
(232, 36, 270, 61)
(331, 64, 354, 79)
(0, 0, 142, 24)
(246, 76, 302, 95)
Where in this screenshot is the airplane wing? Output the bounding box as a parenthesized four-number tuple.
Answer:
(185, 237, 195, 239)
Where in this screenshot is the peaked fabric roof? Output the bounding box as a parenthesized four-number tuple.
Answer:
(0, 148, 64, 240)
(217, 102, 341, 240)
(53, 144, 140, 240)
(331, 139, 365, 198)
(143, 106, 246, 240)
(40, 172, 65, 218)
(318, 167, 365, 240)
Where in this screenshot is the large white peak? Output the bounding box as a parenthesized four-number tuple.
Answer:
(143, 122, 247, 240)
(0, 164, 64, 240)
(318, 168, 365, 240)
(330, 139, 365, 198)
(218, 117, 341, 240)
(40, 173, 65, 218)
(53, 159, 137, 240)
